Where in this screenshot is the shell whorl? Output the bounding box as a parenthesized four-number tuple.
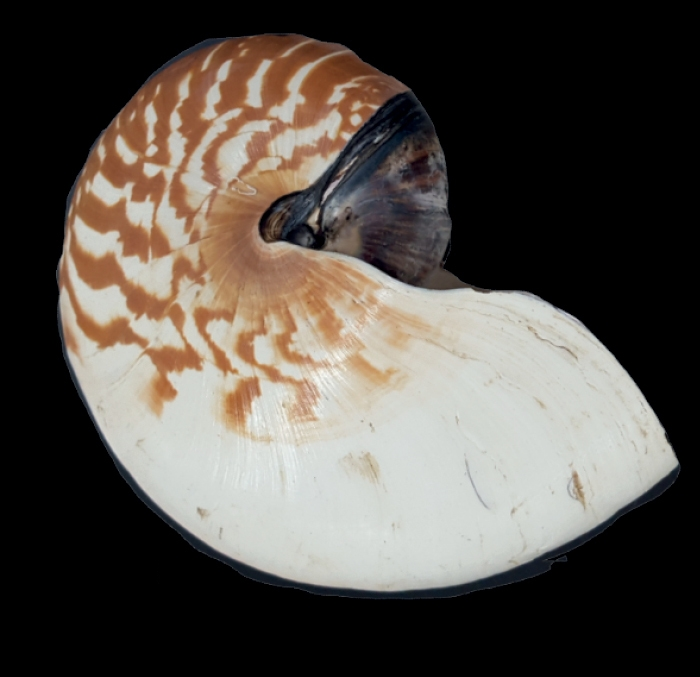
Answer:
(59, 35, 677, 592)
(59, 36, 417, 442)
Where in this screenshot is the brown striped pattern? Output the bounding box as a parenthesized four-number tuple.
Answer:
(59, 35, 412, 439)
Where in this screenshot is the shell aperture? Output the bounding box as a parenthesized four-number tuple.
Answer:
(59, 35, 678, 593)
(260, 91, 451, 287)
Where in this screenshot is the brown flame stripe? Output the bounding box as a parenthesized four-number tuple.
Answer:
(59, 35, 411, 439)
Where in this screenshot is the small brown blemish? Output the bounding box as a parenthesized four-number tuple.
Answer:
(534, 397, 547, 410)
(510, 501, 524, 517)
(527, 325, 578, 361)
(279, 468, 287, 492)
(568, 470, 586, 508)
(340, 451, 381, 484)
(197, 507, 210, 519)
(369, 422, 375, 432)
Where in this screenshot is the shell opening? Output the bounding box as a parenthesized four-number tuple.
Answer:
(258, 92, 458, 288)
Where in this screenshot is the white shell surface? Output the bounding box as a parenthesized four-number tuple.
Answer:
(68, 272, 676, 590)
(59, 35, 677, 591)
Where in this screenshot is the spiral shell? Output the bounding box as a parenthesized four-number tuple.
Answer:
(59, 35, 677, 592)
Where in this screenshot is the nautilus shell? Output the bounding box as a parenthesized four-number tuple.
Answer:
(59, 35, 677, 592)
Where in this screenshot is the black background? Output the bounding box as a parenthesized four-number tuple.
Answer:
(55, 27, 684, 609)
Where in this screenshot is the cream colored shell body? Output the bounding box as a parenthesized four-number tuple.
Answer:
(59, 35, 677, 591)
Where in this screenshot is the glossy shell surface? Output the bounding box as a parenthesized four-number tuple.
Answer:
(59, 35, 677, 591)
